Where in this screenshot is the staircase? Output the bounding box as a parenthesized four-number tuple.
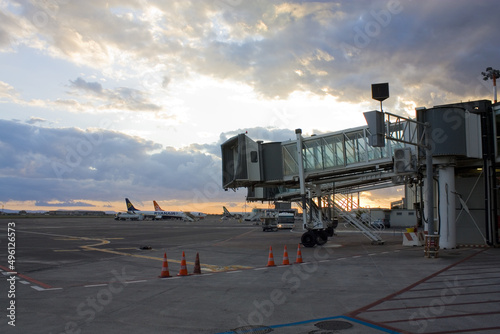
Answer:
(244, 209, 262, 222)
(334, 193, 384, 244)
(296, 199, 328, 230)
(182, 212, 196, 222)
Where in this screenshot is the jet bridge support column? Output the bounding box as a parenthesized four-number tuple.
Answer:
(424, 122, 436, 235)
(437, 158, 456, 249)
(295, 129, 307, 231)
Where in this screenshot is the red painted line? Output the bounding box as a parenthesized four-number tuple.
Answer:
(382, 310, 500, 324)
(410, 282, 500, 293)
(345, 249, 487, 317)
(425, 326, 500, 334)
(438, 269, 500, 276)
(0, 265, 53, 289)
(391, 289, 500, 301)
(447, 264, 500, 271)
(422, 276, 500, 284)
(363, 299, 500, 313)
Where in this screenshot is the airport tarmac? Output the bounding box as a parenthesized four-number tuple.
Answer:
(0, 217, 499, 333)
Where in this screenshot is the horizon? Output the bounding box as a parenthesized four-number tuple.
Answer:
(1, 186, 404, 214)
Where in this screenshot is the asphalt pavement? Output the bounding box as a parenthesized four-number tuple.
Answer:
(0, 217, 499, 333)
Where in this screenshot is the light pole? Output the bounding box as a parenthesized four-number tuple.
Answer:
(481, 67, 500, 103)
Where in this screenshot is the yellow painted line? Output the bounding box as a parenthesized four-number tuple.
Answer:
(213, 229, 256, 246)
(79, 246, 252, 272)
(49, 233, 252, 272)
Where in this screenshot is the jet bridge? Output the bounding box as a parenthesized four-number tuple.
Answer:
(221, 101, 493, 247)
(221, 123, 418, 245)
(222, 124, 414, 194)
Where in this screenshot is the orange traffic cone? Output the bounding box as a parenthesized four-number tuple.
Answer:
(267, 246, 276, 267)
(282, 245, 290, 265)
(294, 244, 303, 264)
(159, 252, 171, 278)
(177, 251, 189, 276)
(193, 252, 201, 274)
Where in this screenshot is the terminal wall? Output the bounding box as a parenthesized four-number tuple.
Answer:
(455, 174, 487, 245)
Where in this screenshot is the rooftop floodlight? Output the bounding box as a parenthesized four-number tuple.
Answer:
(371, 82, 389, 112)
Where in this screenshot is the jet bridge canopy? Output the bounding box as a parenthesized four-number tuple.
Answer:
(221, 125, 406, 192)
(221, 105, 484, 194)
(221, 134, 284, 189)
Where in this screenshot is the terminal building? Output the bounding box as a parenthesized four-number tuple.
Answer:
(221, 99, 499, 248)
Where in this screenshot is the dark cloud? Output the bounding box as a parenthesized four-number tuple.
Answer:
(0, 120, 294, 206)
(35, 200, 95, 207)
(4, 0, 498, 108)
(0, 119, 251, 205)
(26, 117, 48, 125)
(68, 77, 162, 111)
(70, 77, 103, 94)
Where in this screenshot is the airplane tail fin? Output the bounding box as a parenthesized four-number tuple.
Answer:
(223, 206, 231, 215)
(126, 198, 140, 212)
(153, 200, 163, 211)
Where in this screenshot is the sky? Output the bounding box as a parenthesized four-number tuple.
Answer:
(0, 0, 498, 214)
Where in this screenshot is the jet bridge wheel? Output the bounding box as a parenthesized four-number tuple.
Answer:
(301, 231, 317, 248)
(315, 230, 328, 246)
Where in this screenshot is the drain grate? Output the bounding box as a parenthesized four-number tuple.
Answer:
(314, 320, 353, 331)
(230, 325, 273, 334)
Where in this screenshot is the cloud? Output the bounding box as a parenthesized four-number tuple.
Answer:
(26, 117, 48, 125)
(0, 119, 238, 205)
(70, 77, 103, 94)
(0, 81, 20, 101)
(35, 200, 95, 207)
(3, 0, 498, 109)
(0, 119, 298, 207)
(68, 77, 162, 112)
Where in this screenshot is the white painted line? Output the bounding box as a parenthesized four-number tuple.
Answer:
(352, 255, 362, 258)
(85, 284, 108, 288)
(319, 260, 330, 263)
(382, 251, 389, 254)
(368, 253, 376, 256)
(31, 286, 45, 291)
(41, 288, 63, 291)
(337, 257, 346, 260)
(19, 281, 30, 285)
(124, 280, 147, 284)
(226, 270, 242, 274)
(254, 268, 268, 271)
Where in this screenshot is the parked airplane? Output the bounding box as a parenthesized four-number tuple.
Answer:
(125, 198, 187, 220)
(114, 212, 145, 221)
(222, 206, 244, 219)
(153, 200, 207, 219)
(189, 211, 208, 218)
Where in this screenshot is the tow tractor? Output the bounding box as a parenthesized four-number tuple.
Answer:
(261, 210, 278, 232)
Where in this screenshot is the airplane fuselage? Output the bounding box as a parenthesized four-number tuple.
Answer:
(115, 212, 145, 221)
(128, 210, 185, 220)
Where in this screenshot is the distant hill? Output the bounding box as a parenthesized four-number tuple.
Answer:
(1, 209, 46, 214)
